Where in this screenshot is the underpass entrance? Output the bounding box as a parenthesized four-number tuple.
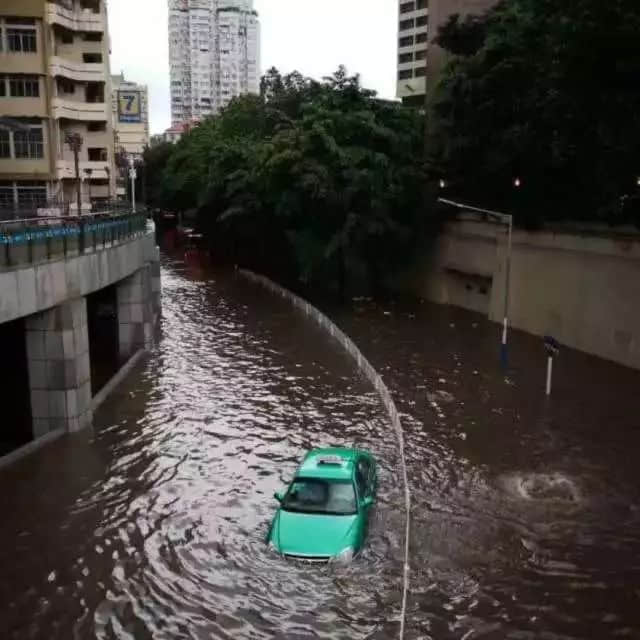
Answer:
(0, 318, 32, 456)
(87, 285, 119, 394)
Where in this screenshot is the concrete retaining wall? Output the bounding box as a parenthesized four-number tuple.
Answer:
(408, 219, 640, 370)
(239, 269, 411, 638)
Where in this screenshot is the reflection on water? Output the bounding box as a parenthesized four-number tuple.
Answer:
(1, 255, 640, 639)
(0, 259, 403, 639)
(326, 297, 640, 639)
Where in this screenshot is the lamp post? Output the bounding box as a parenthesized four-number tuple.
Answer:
(65, 132, 83, 214)
(437, 197, 514, 368)
(84, 167, 93, 209)
(128, 156, 137, 213)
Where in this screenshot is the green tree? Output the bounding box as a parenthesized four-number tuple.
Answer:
(430, 0, 640, 226)
(146, 67, 430, 294)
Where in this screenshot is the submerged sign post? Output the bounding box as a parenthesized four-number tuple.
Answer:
(544, 336, 560, 396)
(118, 90, 142, 123)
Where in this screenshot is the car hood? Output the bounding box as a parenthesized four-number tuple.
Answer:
(274, 510, 357, 557)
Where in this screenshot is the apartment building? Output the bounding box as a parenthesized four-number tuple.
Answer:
(396, 0, 499, 107)
(396, 0, 429, 106)
(111, 73, 150, 161)
(426, 0, 499, 94)
(0, 0, 116, 216)
(168, 0, 260, 126)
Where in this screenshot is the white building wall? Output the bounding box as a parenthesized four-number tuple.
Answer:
(168, 0, 260, 125)
(396, 0, 429, 102)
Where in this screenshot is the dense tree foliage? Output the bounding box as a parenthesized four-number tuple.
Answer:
(145, 68, 430, 294)
(430, 0, 640, 226)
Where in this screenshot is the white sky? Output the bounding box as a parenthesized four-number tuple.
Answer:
(108, 0, 398, 134)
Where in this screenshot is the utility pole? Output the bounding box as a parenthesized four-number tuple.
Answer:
(65, 132, 83, 215)
(129, 156, 137, 213)
(85, 168, 93, 209)
(438, 197, 514, 368)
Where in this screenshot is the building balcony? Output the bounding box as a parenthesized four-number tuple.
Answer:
(56, 159, 111, 181)
(396, 76, 426, 99)
(49, 57, 106, 83)
(52, 98, 108, 121)
(45, 2, 106, 33)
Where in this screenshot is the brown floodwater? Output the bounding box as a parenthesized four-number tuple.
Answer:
(0, 255, 639, 639)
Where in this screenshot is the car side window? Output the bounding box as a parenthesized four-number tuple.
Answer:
(356, 459, 370, 498)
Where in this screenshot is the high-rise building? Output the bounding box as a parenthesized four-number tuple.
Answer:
(396, 0, 429, 106)
(396, 0, 499, 107)
(168, 0, 260, 127)
(0, 0, 117, 216)
(111, 74, 150, 161)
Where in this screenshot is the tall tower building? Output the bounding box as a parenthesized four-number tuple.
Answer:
(168, 0, 260, 127)
(0, 0, 117, 216)
(396, 0, 499, 107)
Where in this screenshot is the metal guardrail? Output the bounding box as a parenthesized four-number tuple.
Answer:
(0, 210, 148, 270)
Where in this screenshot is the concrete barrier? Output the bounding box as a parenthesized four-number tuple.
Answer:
(239, 269, 412, 639)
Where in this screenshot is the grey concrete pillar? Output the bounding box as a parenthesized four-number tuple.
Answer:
(25, 298, 93, 436)
(117, 265, 154, 361)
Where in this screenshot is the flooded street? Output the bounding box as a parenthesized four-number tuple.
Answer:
(1, 256, 640, 639)
(326, 297, 640, 639)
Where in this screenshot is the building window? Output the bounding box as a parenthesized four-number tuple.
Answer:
(416, 15, 428, 27)
(61, 30, 73, 44)
(399, 19, 414, 31)
(88, 148, 107, 161)
(57, 78, 74, 94)
(7, 27, 37, 53)
(0, 182, 13, 209)
(14, 127, 43, 159)
(0, 130, 10, 158)
(416, 32, 428, 44)
(83, 52, 102, 63)
(414, 66, 427, 77)
(83, 32, 102, 42)
(415, 49, 427, 60)
(9, 76, 40, 98)
(400, 2, 415, 13)
(399, 35, 413, 47)
(417, 0, 428, 8)
(87, 122, 106, 132)
(16, 182, 47, 208)
(398, 69, 413, 80)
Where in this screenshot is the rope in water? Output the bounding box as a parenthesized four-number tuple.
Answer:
(239, 270, 411, 638)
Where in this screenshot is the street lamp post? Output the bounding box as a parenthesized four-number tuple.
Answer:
(438, 197, 514, 368)
(128, 156, 137, 213)
(85, 168, 93, 209)
(65, 132, 83, 214)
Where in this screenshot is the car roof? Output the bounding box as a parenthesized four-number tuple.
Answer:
(296, 448, 359, 481)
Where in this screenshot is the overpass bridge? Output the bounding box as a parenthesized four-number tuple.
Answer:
(0, 210, 161, 461)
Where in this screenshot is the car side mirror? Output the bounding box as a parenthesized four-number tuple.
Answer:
(362, 496, 374, 508)
(274, 492, 284, 503)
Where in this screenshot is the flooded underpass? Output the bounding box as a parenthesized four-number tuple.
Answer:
(0, 258, 404, 640)
(1, 256, 640, 639)
(324, 297, 640, 639)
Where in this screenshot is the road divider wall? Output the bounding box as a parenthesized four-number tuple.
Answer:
(239, 269, 411, 639)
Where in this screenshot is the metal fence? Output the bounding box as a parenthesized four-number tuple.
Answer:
(0, 199, 134, 221)
(0, 210, 149, 270)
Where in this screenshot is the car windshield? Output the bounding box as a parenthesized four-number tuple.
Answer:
(282, 478, 357, 516)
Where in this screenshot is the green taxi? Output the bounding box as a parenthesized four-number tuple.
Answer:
(267, 448, 377, 563)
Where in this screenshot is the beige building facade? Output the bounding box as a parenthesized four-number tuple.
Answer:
(396, 0, 499, 107)
(0, 0, 116, 216)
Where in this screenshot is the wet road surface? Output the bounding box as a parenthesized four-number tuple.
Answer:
(0, 259, 404, 639)
(1, 257, 640, 639)
(325, 297, 640, 639)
